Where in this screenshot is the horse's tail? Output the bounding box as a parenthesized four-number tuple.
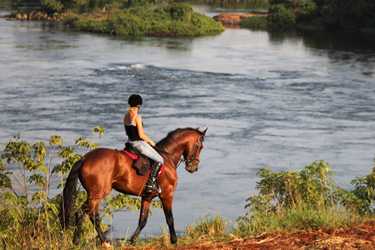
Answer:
(59, 159, 83, 230)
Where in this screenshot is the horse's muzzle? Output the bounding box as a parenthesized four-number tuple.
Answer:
(185, 164, 198, 173)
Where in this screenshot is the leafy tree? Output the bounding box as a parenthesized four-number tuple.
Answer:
(41, 0, 88, 14)
(267, 4, 295, 30)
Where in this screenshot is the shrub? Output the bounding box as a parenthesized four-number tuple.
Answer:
(295, 0, 319, 23)
(236, 159, 375, 237)
(166, 2, 192, 22)
(240, 16, 268, 29)
(267, 4, 295, 30)
(245, 160, 340, 216)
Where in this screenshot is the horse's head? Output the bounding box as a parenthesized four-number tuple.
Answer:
(183, 128, 207, 173)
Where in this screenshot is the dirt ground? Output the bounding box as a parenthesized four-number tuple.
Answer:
(193, 226, 375, 249)
(127, 224, 375, 250)
(213, 13, 268, 26)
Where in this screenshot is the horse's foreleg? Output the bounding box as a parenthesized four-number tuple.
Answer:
(160, 195, 177, 244)
(129, 198, 152, 245)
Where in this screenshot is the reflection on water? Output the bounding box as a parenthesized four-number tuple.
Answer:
(298, 29, 375, 53)
(0, 9, 375, 239)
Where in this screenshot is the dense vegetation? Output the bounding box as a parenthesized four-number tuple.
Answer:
(1, 128, 375, 248)
(4, 0, 224, 37)
(236, 160, 375, 236)
(241, 0, 375, 32)
(65, 2, 224, 36)
(0, 128, 162, 249)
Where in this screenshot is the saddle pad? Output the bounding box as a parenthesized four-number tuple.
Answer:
(122, 150, 165, 176)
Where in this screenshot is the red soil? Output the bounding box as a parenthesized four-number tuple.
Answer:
(213, 13, 268, 26)
(123, 224, 375, 250)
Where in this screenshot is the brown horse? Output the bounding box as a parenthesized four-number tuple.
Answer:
(59, 127, 207, 246)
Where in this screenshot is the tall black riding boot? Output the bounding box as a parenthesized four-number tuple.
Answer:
(145, 162, 162, 193)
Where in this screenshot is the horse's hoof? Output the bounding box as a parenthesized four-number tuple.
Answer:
(129, 239, 136, 246)
(102, 242, 112, 249)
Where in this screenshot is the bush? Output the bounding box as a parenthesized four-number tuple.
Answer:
(245, 161, 340, 215)
(295, 0, 319, 23)
(267, 4, 295, 30)
(166, 2, 192, 22)
(240, 16, 268, 29)
(236, 159, 375, 237)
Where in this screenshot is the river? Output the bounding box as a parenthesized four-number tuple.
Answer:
(1, 3, 375, 240)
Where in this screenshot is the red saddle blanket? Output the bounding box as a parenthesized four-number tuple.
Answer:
(122, 150, 164, 176)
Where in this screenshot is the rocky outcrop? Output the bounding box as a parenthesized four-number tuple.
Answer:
(213, 13, 267, 25)
(4, 10, 65, 22)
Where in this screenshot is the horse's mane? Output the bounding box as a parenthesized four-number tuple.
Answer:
(156, 127, 201, 148)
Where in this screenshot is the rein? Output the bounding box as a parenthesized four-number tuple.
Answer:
(155, 132, 202, 169)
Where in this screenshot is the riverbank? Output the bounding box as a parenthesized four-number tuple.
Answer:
(1, 10, 265, 27)
(135, 224, 375, 249)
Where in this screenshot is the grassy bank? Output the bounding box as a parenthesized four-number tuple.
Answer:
(1, 130, 375, 249)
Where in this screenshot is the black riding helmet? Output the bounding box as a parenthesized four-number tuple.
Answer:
(128, 94, 143, 107)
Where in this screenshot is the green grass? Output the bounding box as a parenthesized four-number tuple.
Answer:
(235, 204, 371, 238)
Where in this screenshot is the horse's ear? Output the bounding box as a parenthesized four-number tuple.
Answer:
(201, 128, 207, 137)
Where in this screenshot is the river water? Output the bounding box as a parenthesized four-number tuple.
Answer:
(1, 5, 375, 240)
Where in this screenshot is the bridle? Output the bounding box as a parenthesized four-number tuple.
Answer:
(157, 133, 203, 169)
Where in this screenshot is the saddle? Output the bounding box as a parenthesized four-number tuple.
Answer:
(124, 142, 151, 176)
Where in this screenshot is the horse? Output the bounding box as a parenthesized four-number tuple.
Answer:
(59, 127, 207, 246)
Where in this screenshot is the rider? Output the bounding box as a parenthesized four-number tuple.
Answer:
(124, 94, 164, 194)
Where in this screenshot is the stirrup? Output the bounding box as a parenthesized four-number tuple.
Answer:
(146, 182, 161, 193)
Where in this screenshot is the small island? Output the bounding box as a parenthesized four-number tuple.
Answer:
(4, 2, 225, 37)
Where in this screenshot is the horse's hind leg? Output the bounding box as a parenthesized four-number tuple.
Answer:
(74, 198, 109, 245)
(88, 205, 108, 244)
(129, 198, 152, 245)
(73, 203, 86, 244)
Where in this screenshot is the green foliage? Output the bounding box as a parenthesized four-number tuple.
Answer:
(245, 161, 339, 215)
(250, 161, 336, 213)
(238, 159, 375, 237)
(41, 0, 88, 14)
(350, 161, 375, 213)
(240, 16, 268, 30)
(41, 0, 64, 13)
(267, 4, 295, 30)
(295, 0, 318, 23)
(268, 0, 375, 31)
(166, 3, 192, 22)
(0, 126, 152, 248)
(65, 2, 224, 37)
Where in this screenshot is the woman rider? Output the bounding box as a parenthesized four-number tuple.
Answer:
(124, 94, 164, 193)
